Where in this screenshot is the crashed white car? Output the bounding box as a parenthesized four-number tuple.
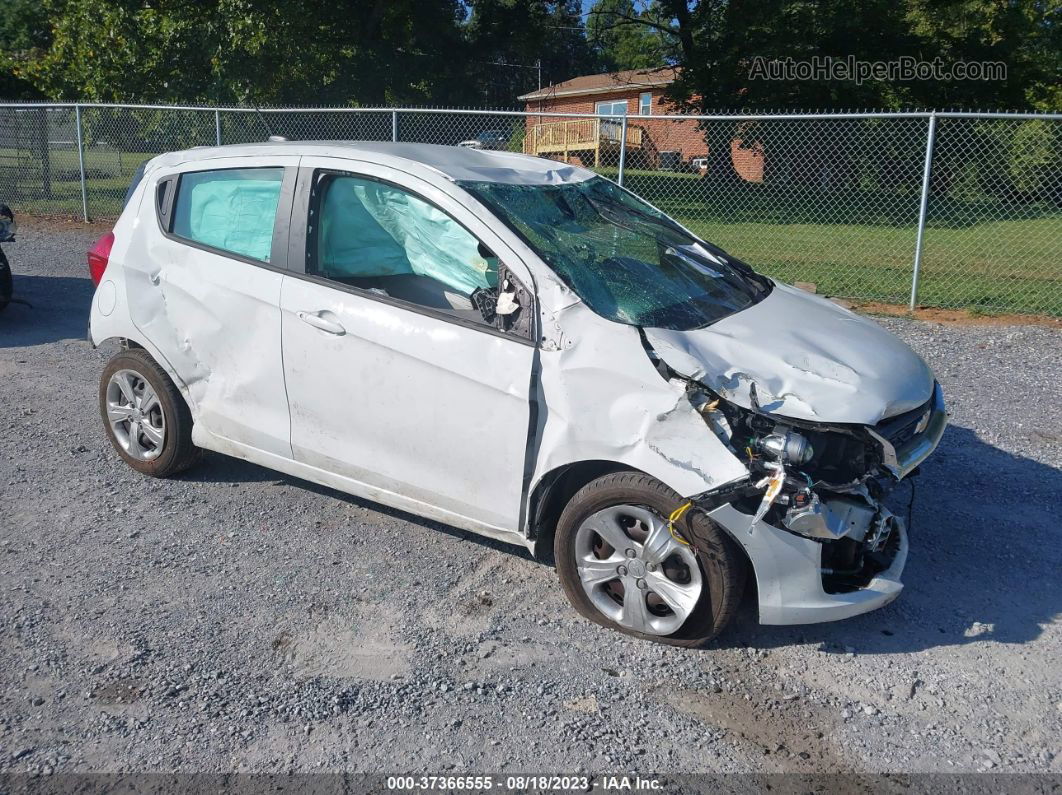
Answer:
(87, 142, 946, 646)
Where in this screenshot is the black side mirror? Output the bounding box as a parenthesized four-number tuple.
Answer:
(471, 266, 534, 340)
(470, 286, 499, 324)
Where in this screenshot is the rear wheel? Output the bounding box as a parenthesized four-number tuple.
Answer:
(555, 472, 746, 646)
(99, 349, 201, 477)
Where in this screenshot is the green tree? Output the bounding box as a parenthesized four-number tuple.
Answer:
(904, 0, 1061, 112)
(0, 0, 51, 99)
(9, 0, 596, 108)
(1007, 119, 1059, 199)
(19, 0, 471, 106)
(462, 0, 597, 106)
(589, 0, 1059, 112)
(586, 0, 675, 71)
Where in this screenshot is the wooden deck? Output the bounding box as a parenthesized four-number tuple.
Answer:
(523, 119, 644, 165)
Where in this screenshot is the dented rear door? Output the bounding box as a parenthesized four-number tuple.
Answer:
(132, 156, 300, 458)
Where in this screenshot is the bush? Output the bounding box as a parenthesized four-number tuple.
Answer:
(1007, 119, 1059, 200)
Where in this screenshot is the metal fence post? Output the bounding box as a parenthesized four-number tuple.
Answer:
(215, 109, 222, 146)
(617, 115, 628, 185)
(392, 110, 398, 142)
(910, 112, 937, 310)
(74, 104, 89, 222)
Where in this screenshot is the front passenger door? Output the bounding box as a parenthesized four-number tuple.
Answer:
(279, 163, 537, 535)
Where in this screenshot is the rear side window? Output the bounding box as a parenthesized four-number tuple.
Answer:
(171, 168, 283, 261)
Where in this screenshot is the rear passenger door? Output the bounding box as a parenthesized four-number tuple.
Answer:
(136, 156, 299, 458)
(279, 158, 537, 535)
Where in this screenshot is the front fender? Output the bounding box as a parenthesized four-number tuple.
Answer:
(529, 301, 749, 506)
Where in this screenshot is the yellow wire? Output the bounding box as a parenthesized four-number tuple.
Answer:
(667, 501, 693, 546)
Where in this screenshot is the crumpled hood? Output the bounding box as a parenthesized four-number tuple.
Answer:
(643, 282, 935, 425)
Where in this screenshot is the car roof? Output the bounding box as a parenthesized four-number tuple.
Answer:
(150, 140, 596, 185)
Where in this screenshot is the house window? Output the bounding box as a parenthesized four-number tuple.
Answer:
(639, 92, 652, 116)
(595, 99, 628, 117)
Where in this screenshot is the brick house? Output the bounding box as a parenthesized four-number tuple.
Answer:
(518, 67, 764, 182)
(518, 67, 707, 168)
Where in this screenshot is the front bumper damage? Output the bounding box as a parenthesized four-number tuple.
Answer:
(688, 382, 945, 625)
(632, 281, 949, 625)
(708, 501, 908, 625)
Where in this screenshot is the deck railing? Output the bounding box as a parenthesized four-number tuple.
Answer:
(523, 118, 643, 156)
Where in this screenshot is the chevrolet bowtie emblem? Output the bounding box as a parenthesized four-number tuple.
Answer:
(914, 410, 931, 435)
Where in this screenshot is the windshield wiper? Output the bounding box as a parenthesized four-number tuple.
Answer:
(587, 195, 685, 239)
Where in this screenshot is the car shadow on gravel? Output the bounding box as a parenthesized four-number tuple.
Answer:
(0, 274, 94, 347)
(169, 414, 1060, 655)
(180, 452, 536, 560)
(721, 424, 1062, 655)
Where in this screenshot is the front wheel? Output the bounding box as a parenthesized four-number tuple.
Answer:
(99, 349, 201, 477)
(0, 248, 11, 312)
(555, 472, 746, 647)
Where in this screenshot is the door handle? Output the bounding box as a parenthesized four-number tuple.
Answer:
(296, 311, 346, 336)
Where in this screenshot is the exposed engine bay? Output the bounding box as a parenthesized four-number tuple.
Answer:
(643, 338, 939, 595)
(700, 390, 911, 593)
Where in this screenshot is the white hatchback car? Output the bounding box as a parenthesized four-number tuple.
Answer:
(88, 142, 946, 646)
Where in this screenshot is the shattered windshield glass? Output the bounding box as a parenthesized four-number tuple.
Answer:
(459, 176, 770, 330)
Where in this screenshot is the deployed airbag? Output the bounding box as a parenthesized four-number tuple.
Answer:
(172, 168, 282, 261)
(319, 176, 495, 295)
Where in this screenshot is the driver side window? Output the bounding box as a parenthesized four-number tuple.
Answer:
(309, 173, 500, 325)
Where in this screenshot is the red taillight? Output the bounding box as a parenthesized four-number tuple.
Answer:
(88, 232, 115, 287)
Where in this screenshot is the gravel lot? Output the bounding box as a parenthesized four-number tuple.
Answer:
(1, 217, 1060, 778)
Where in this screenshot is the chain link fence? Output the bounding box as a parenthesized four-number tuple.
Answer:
(0, 102, 1058, 315)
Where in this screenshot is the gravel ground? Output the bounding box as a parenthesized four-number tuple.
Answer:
(1, 217, 1060, 778)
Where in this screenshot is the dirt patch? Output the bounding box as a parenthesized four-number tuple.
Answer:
(284, 609, 411, 681)
(94, 678, 144, 705)
(459, 639, 554, 678)
(658, 686, 847, 772)
(850, 300, 1062, 328)
(458, 590, 494, 615)
(421, 553, 550, 636)
(18, 215, 115, 235)
(563, 694, 600, 713)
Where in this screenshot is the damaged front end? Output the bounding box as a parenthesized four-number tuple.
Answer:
(627, 274, 948, 621)
(656, 342, 946, 602)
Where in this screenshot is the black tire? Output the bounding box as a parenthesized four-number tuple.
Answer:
(0, 248, 11, 313)
(99, 348, 201, 477)
(555, 471, 746, 647)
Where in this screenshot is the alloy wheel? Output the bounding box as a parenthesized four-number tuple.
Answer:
(574, 504, 703, 636)
(105, 369, 166, 461)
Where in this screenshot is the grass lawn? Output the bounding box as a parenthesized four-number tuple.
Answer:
(671, 216, 1062, 315)
(1, 153, 1058, 315)
(0, 146, 155, 217)
(609, 170, 1062, 316)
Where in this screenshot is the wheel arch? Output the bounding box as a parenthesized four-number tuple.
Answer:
(527, 460, 645, 562)
(95, 334, 195, 415)
(528, 460, 758, 602)
(95, 335, 144, 350)
(99, 345, 203, 477)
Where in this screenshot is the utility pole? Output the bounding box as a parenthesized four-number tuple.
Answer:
(537, 59, 542, 90)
